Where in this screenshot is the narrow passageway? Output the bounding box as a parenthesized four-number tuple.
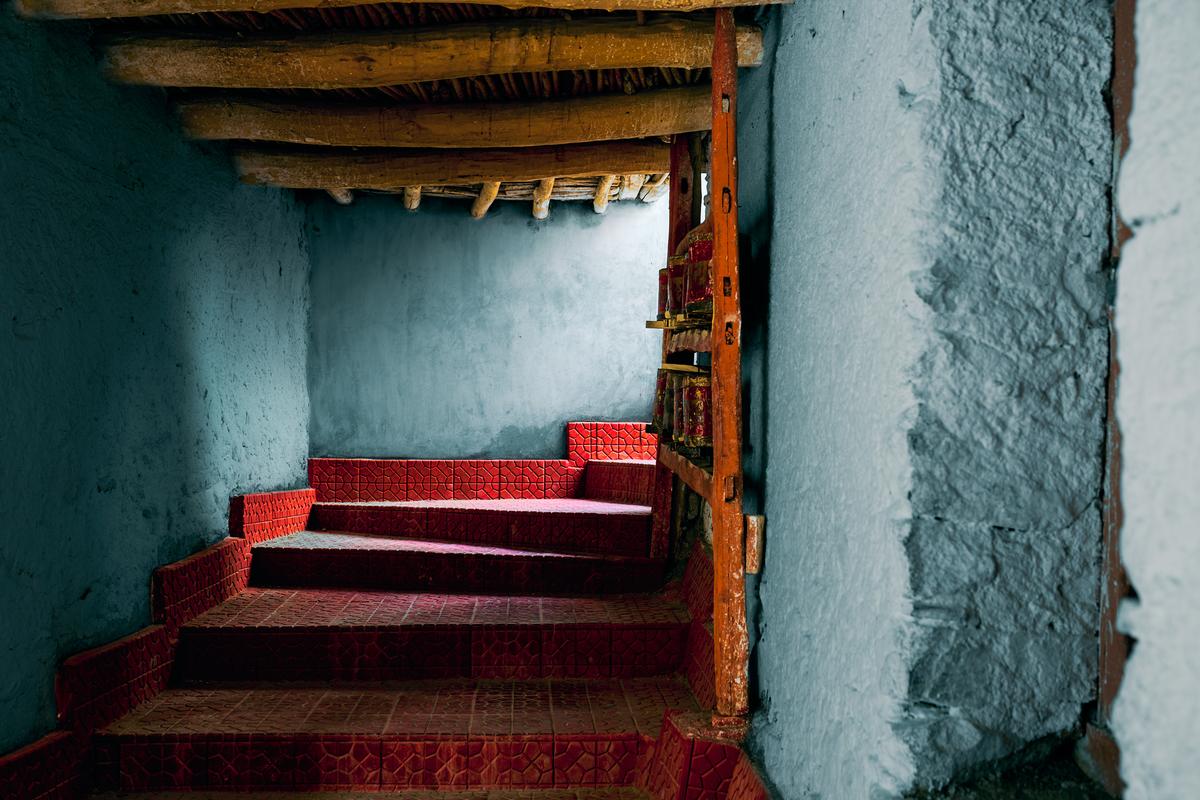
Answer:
(3, 0, 1198, 797)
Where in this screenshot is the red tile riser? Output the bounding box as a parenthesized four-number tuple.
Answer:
(308, 504, 652, 558)
(175, 624, 687, 683)
(584, 460, 657, 506)
(249, 545, 668, 595)
(310, 458, 585, 503)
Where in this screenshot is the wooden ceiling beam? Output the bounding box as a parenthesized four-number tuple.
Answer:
(403, 186, 421, 211)
(18, 0, 788, 21)
(102, 19, 764, 89)
(179, 85, 711, 149)
(235, 140, 670, 191)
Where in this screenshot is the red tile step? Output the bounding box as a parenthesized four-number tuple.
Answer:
(309, 499, 653, 558)
(175, 589, 689, 683)
(93, 678, 700, 791)
(250, 532, 668, 595)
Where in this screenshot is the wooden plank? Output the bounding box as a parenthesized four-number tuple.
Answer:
(708, 7, 749, 722)
(234, 140, 670, 190)
(658, 443, 713, 500)
(103, 19, 765, 89)
(179, 86, 712, 148)
(19, 0, 791, 20)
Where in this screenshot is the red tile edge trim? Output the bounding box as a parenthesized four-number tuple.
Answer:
(229, 488, 316, 544)
(55, 625, 173, 734)
(0, 731, 85, 800)
(637, 711, 755, 800)
(152, 537, 252, 633)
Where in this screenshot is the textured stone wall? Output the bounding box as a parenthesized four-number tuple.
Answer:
(0, 9, 310, 754)
(1111, 1, 1200, 797)
(743, 0, 1112, 794)
(902, 0, 1112, 785)
(306, 196, 663, 458)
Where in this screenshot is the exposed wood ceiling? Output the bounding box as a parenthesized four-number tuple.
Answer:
(18, 0, 778, 218)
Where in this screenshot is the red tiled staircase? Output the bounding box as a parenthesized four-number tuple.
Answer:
(1, 423, 772, 800)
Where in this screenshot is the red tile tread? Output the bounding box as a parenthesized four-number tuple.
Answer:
(185, 589, 688, 629)
(309, 499, 652, 558)
(100, 679, 697, 737)
(176, 589, 689, 683)
(250, 532, 668, 595)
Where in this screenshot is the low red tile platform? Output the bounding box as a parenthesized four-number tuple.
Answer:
(176, 588, 689, 682)
(251, 532, 667, 595)
(93, 678, 696, 791)
(310, 499, 653, 558)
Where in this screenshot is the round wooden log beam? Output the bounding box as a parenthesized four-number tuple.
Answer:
(102, 19, 764, 89)
(18, 0, 789, 21)
(178, 85, 712, 149)
(234, 140, 670, 191)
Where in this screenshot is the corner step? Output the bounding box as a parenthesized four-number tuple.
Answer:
(176, 588, 689, 682)
(309, 499, 652, 557)
(94, 679, 699, 791)
(251, 532, 667, 595)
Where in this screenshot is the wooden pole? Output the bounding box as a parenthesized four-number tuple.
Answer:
(178, 86, 712, 148)
(103, 20, 765, 89)
(593, 174, 618, 213)
(326, 188, 353, 204)
(18, 0, 791, 20)
(709, 7, 748, 722)
(471, 182, 501, 218)
(532, 178, 555, 219)
(403, 186, 421, 211)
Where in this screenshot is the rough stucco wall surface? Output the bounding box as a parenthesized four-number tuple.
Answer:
(0, 10, 310, 754)
(903, 0, 1111, 786)
(306, 197, 663, 458)
(900, 0, 1113, 784)
(747, 3, 931, 796)
(1112, 1, 1200, 797)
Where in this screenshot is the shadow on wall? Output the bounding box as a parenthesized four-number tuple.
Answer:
(0, 10, 309, 753)
(305, 194, 666, 459)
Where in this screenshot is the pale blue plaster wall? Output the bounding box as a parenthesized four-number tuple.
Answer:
(0, 9, 310, 753)
(306, 195, 665, 458)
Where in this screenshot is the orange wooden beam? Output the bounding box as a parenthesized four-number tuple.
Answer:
(709, 7, 749, 721)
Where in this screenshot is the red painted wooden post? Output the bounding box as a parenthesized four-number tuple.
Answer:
(709, 6, 749, 720)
